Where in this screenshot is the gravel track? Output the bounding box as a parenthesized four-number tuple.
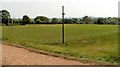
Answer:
(2, 44, 86, 65)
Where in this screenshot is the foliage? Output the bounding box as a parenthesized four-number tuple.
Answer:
(96, 18, 106, 24)
(31, 21, 35, 24)
(12, 19, 22, 25)
(64, 19, 72, 24)
(1, 9, 119, 25)
(71, 18, 79, 24)
(0, 10, 11, 26)
(79, 19, 84, 24)
(83, 16, 94, 24)
(22, 15, 31, 25)
(51, 18, 59, 24)
(35, 19, 41, 24)
(105, 17, 118, 24)
(63, 18, 79, 24)
(34, 16, 50, 24)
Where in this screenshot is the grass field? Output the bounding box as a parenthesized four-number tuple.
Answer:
(2, 24, 118, 64)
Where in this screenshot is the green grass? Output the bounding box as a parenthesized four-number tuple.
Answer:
(2, 24, 119, 64)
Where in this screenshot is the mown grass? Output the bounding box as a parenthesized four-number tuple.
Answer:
(2, 24, 119, 64)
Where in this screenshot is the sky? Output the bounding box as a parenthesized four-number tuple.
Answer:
(0, 0, 119, 18)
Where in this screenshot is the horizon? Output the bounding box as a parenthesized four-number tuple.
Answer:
(12, 16, 118, 19)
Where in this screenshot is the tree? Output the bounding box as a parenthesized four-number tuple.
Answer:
(79, 19, 84, 24)
(93, 18, 98, 24)
(31, 21, 35, 24)
(12, 19, 22, 25)
(51, 18, 59, 24)
(105, 17, 118, 24)
(83, 16, 93, 24)
(0, 10, 11, 26)
(97, 18, 105, 24)
(64, 19, 72, 24)
(22, 15, 31, 25)
(35, 19, 41, 24)
(118, 18, 120, 22)
(71, 18, 79, 24)
(34, 16, 50, 24)
(17, 19, 23, 25)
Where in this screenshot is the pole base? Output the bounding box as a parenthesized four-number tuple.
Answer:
(61, 43, 66, 45)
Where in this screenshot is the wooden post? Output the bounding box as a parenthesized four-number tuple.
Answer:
(62, 6, 65, 44)
(8, 16, 10, 30)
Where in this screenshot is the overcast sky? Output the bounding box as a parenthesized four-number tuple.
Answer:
(0, 0, 119, 18)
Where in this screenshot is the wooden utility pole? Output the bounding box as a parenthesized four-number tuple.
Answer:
(62, 6, 65, 44)
(8, 15, 10, 30)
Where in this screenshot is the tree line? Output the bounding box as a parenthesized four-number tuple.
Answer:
(0, 10, 119, 26)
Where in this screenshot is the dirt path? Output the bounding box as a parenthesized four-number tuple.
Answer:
(2, 44, 86, 65)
